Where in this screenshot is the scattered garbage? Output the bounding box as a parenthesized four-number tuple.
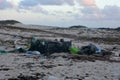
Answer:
(69, 46, 79, 54)
(47, 76, 59, 80)
(26, 51, 41, 55)
(79, 43, 101, 55)
(0, 50, 7, 54)
(68, 43, 102, 55)
(7, 47, 27, 53)
(101, 50, 113, 56)
(28, 37, 72, 55)
(0, 37, 113, 58)
(0, 37, 71, 55)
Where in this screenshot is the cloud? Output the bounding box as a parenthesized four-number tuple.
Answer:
(19, 0, 38, 8)
(81, 6, 98, 14)
(18, 0, 120, 21)
(81, 0, 95, 6)
(0, 0, 12, 9)
(76, 0, 95, 6)
(64, 0, 75, 5)
(76, 5, 120, 21)
(0, 0, 3, 3)
(80, 6, 102, 20)
(0, 0, 96, 10)
(29, 5, 49, 15)
(38, 0, 64, 5)
(102, 5, 120, 20)
(0, 0, 120, 27)
(19, 0, 75, 8)
(18, 0, 76, 14)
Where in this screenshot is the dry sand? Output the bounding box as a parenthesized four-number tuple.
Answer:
(0, 24, 120, 80)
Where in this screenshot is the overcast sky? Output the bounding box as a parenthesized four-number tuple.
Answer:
(0, 0, 120, 28)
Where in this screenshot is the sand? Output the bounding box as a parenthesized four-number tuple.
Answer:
(0, 24, 120, 80)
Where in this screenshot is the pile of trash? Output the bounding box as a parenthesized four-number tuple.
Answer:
(69, 43, 101, 55)
(28, 37, 72, 55)
(0, 37, 72, 55)
(0, 37, 112, 57)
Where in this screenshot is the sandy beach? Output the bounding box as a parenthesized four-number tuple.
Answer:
(0, 24, 120, 80)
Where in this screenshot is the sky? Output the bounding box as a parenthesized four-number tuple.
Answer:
(0, 0, 120, 28)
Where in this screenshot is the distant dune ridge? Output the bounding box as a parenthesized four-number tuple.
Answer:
(0, 20, 21, 25)
(0, 20, 119, 30)
(69, 25, 88, 29)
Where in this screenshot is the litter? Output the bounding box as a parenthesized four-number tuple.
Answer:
(47, 76, 59, 80)
(26, 51, 41, 55)
(28, 37, 72, 55)
(0, 38, 71, 55)
(0, 50, 7, 54)
(69, 46, 79, 54)
(79, 43, 101, 55)
(7, 47, 27, 53)
(0, 37, 109, 57)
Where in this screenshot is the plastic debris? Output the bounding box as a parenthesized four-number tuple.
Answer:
(47, 76, 59, 80)
(26, 51, 41, 55)
(79, 43, 101, 55)
(69, 46, 79, 54)
(28, 38, 72, 54)
(0, 50, 7, 54)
